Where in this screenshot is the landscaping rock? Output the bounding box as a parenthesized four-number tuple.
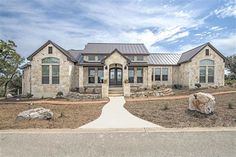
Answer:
(6, 93, 13, 98)
(189, 92, 215, 114)
(16, 107, 53, 120)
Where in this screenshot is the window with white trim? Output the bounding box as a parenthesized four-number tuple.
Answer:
(199, 59, 214, 83)
(41, 57, 60, 84)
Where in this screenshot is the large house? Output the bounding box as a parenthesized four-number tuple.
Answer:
(22, 40, 225, 98)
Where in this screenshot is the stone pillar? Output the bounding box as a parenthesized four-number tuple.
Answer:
(143, 67, 148, 87)
(123, 83, 130, 97)
(102, 65, 109, 97)
(123, 65, 128, 85)
(78, 66, 84, 88)
(147, 66, 152, 89)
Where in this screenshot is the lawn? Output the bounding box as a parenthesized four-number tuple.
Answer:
(125, 93, 236, 128)
(0, 102, 105, 130)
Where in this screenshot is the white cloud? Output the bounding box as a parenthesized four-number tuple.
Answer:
(210, 26, 224, 31)
(166, 31, 189, 42)
(214, 0, 236, 18)
(212, 34, 236, 56)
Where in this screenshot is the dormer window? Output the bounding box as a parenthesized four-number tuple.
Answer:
(127, 56, 134, 61)
(48, 46, 53, 54)
(205, 49, 209, 56)
(88, 55, 95, 61)
(137, 55, 144, 61)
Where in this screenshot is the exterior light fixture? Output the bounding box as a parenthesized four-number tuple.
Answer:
(105, 65, 108, 70)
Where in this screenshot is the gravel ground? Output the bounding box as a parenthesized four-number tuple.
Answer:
(125, 93, 236, 128)
(0, 102, 105, 130)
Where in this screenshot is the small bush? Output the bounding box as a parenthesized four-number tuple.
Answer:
(161, 104, 169, 111)
(228, 103, 234, 109)
(26, 93, 33, 99)
(56, 91, 63, 98)
(173, 84, 183, 89)
(195, 83, 201, 88)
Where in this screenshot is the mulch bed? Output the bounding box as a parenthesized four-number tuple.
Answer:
(125, 93, 236, 128)
(0, 102, 105, 130)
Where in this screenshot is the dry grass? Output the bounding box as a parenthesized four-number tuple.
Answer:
(0, 102, 105, 130)
(125, 93, 236, 128)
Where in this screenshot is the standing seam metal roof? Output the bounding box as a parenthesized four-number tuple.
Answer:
(148, 53, 182, 65)
(83, 43, 149, 54)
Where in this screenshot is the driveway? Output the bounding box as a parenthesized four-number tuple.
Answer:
(80, 96, 160, 128)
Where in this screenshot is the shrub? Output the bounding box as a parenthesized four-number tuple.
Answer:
(26, 93, 33, 99)
(195, 83, 201, 88)
(161, 104, 169, 111)
(56, 91, 63, 98)
(228, 103, 234, 109)
(173, 84, 183, 89)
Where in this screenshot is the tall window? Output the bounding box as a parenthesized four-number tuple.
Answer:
(52, 65, 59, 84)
(42, 65, 49, 84)
(42, 57, 60, 84)
(199, 59, 214, 83)
(88, 67, 95, 83)
(205, 49, 209, 56)
(98, 67, 104, 83)
(155, 68, 161, 81)
(162, 68, 168, 81)
(128, 67, 134, 83)
(137, 67, 143, 83)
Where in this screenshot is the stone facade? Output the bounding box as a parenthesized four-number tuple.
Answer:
(22, 41, 225, 98)
(23, 44, 74, 98)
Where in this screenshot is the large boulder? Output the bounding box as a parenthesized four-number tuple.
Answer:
(189, 92, 215, 114)
(17, 107, 53, 120)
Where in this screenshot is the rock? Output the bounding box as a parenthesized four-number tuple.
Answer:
(6, 93, 13, 98)
(189, 92, 215, 114)
(16, 107, 53, 120)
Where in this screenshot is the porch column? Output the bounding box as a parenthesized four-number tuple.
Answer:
(147, 66, 152, 89)
(123, 65, 130, 96)
(102, 65, 109, 98)
(78, 66, 84, 88)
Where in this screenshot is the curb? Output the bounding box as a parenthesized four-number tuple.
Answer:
(0, 127, 236, 134)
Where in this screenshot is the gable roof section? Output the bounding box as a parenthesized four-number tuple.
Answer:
(148, 53, 181, 65)
(101, 49, 131, 64)
(27, 40, 77, 62)
(83, 43, 149, 54)
(178, 42, 226, 64)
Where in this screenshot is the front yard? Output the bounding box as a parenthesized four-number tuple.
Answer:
(0, 102, 105, 130)
(125, 93, 236, 128)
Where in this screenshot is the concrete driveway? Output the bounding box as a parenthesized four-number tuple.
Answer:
(80, 96, 160, 128)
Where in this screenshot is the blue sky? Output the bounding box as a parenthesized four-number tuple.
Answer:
(0, 0, 235, 58)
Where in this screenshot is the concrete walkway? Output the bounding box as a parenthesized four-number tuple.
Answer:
(80, 96, 161, 128)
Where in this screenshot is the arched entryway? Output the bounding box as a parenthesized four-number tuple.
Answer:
(109, 67, 122, 86)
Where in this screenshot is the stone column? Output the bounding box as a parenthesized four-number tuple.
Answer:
(78, 66, 84, 88)
(102, 65, 109, 98)
(147, 66, 152, 89)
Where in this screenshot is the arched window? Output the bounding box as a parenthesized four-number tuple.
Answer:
(199, 59, 214, 83)
(42, 57, 60, 64)
(41, 57, 60, 84)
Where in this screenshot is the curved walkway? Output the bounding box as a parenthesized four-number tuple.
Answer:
(80, 96, 161, 128)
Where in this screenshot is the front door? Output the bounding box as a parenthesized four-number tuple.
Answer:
(109, 68, 122, 86)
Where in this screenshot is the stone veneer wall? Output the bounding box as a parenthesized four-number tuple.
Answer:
(28, 43, 74, 98)
(187, 45, 225, 88)
(22, 66, 31, 95)
(149, 65, 173, 87)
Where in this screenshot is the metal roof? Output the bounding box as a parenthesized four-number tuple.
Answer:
(27, 40, 77, 63)
(148, 53, 181, 65)
(83, 43, 149, 54)
(178, 43, 208, 64)
(178, 42, 226, 64)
